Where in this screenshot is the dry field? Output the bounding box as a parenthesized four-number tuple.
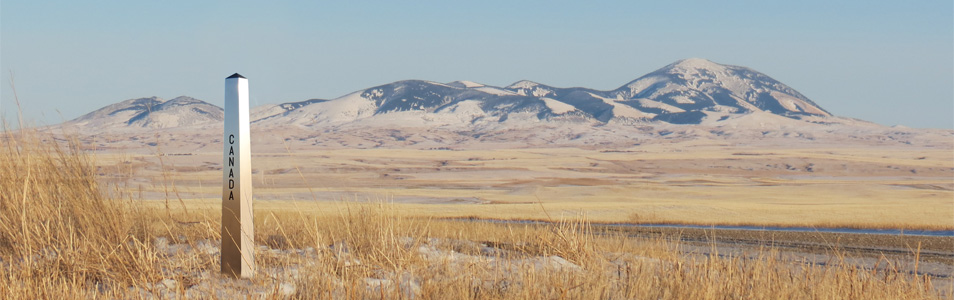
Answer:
(3, 125, 952, 298)
(100, 137, 954, 231)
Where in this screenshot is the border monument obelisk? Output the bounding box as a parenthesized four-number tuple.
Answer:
(222, 73, 255, 278)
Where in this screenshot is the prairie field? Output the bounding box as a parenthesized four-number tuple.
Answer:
(2, 127, 952, 298)
(100, 137, 954, 230)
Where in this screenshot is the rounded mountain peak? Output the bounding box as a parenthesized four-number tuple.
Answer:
(615, 58, 831, 118)
(166, 96, 201, 103)
(666, 58, 727, 72)
(447, 80, 486, 88)
(506, 80, 543, 89)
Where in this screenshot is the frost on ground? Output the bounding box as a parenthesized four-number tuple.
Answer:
(120, 236, 659, 299)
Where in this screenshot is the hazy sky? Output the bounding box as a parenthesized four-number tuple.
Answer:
(2, 1, 952, 128)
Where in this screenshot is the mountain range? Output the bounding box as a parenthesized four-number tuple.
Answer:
(66, 58, 834, 128)
(54, 58, 949, 150)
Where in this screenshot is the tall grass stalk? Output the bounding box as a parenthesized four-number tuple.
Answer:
(0, 124, 944, 299)
(0, 125, 166, 297)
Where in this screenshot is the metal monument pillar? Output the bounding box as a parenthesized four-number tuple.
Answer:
(222, 73, 254, 278)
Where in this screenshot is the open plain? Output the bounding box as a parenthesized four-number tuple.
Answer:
(5, 2, 952, 297)
(77, 131, 954, 296)
(95, 133, 954, 230)
(11, 70, 954, 297)
(3, 119, 951, 298)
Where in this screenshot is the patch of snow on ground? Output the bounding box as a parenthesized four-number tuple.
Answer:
(450, 80, 486, 88)
(541, 98, 577, 114)
(621, 75, 667, 96)
(277, 91, 377, 126)
(770, 91, 829, 116)
(474, 86, 518, 96)
(591, 93, 654, 119)
(636, 99, 685, 113)
(506, 80, 541, 90)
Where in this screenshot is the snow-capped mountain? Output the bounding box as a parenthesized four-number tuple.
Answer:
(250, 80, 577, 128)
(51, 58, 953, 150)
(611, 58, 830, 123)
(65, 96, 223, 130)
(64, 59, 840, 132)
(245, 58, 831, 128)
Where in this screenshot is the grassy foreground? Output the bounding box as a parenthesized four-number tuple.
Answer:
(0, 129, 945, 299)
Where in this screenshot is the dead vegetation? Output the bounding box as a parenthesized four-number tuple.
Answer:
(106, 142, 954, 231)
(0, 127, 946, 299)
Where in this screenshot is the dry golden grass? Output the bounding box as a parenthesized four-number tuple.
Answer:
(105, 143, 954, 231)
(0, 127, 160, 298)
(0, 126, 946, 299)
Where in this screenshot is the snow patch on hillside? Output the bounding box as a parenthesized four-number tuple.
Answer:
(284, 91, 377, 126)
(541, 98, 576, 114)
(636, 99, 685, 113)
(506, 80, 541, 90)
(474, 86, 518, 96)
(448, 80, 485, 88)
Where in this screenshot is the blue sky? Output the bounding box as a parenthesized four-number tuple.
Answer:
(2, 1, 952, 128)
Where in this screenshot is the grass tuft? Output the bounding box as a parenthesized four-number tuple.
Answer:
(0, 124, 945, 299)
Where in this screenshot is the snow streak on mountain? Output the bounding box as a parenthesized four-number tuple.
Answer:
(66, 96, 223, 130)
(66, 59, 834, 130)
